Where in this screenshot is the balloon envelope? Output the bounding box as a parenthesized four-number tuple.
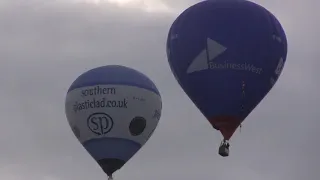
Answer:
(65, 65, 162, 176)
(166, 0, 287, 140)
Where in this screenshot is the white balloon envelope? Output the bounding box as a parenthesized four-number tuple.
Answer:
(65, 65, 162, 179)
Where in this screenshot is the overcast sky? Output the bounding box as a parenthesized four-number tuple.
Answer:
(0, 0, 319, 180)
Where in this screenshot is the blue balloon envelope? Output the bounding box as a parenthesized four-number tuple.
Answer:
(166, 0, 287, 154)
(65, 65, 162, 178)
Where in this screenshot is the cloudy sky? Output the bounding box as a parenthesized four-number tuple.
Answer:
(0, 0, 319, 179)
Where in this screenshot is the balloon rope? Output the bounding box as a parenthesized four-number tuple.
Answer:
(239, 81, 246, 132)
(241, 81, 246, 104)
(108, 176, 113, 180)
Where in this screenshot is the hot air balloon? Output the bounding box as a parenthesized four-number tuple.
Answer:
(166, 0, 287, 157)
(65, 65, 162, 179)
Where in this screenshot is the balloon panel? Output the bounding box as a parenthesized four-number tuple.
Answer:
(65, 65, 162, 175)
(67, 65, 160, 95)
(167, 0, 287, 127)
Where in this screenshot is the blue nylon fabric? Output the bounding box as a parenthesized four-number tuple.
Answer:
(167, 0, 287, 122)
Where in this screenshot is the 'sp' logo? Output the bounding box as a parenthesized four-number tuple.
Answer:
(87, 113, 114, 135)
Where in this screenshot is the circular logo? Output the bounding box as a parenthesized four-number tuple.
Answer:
(129, 116, 146, 136)
(87, 113, 114, 135)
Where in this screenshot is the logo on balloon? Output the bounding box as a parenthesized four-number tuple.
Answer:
(186, 38, 263, 74)
(87, 113, 114, 135)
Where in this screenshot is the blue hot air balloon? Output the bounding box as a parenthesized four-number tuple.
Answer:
(166, 0, 287, 157)
(65, 65, 162, 179)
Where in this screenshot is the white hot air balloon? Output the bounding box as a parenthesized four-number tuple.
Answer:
(65, 65, 162, 179)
